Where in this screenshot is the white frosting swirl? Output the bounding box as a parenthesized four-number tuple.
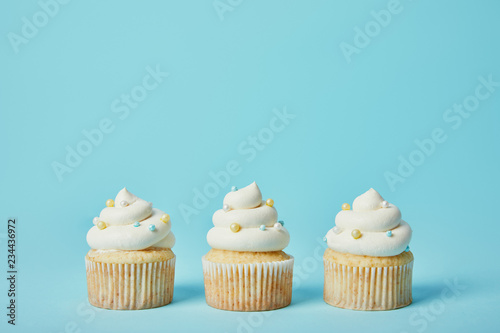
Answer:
(207, 182, 290, 252)
(325, 189, 412, 257)
(87, 188, 175, 250)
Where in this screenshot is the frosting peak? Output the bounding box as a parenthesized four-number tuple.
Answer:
(115, 187, 139, 205)
(87, 188, 175, 250)
(325, 189, 412, 257)
(353, 188, 385, 212)
(207, 182, 290, 252)
(223, 182, 262, 209)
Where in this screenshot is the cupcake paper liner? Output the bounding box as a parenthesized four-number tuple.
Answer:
(323, 258, 413, 310)
(85, 256, 175, 310)
(202, 256, 294, 311)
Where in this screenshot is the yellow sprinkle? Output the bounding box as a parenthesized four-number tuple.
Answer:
(160, 214, 170, 223)
(342, 203, 350, 211)
(351, 229, 362, 239)
(266, 199, 274, 207)
(97, 221, 107, 230)
(230, 223, 241, 233)
(106, 199, 114, 207)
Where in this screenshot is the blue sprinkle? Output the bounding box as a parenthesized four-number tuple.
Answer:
(149, 224, 156, 231)
(259, 225, 266, 231)
(133, 222, 140, 227)
(405, 245, 410, 252)
(386, 230, 392, 237)
(231, 186, 238, 192)
(278, 220, 284, 226)
(323, 236, 327, 242)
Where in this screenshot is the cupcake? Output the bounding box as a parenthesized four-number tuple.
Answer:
(202, 182, 294, 311)
(323, 188, 413, 310)
(85, 188, 176, 310)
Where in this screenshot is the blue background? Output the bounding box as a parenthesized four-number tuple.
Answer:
(1, 0, 499, 332)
